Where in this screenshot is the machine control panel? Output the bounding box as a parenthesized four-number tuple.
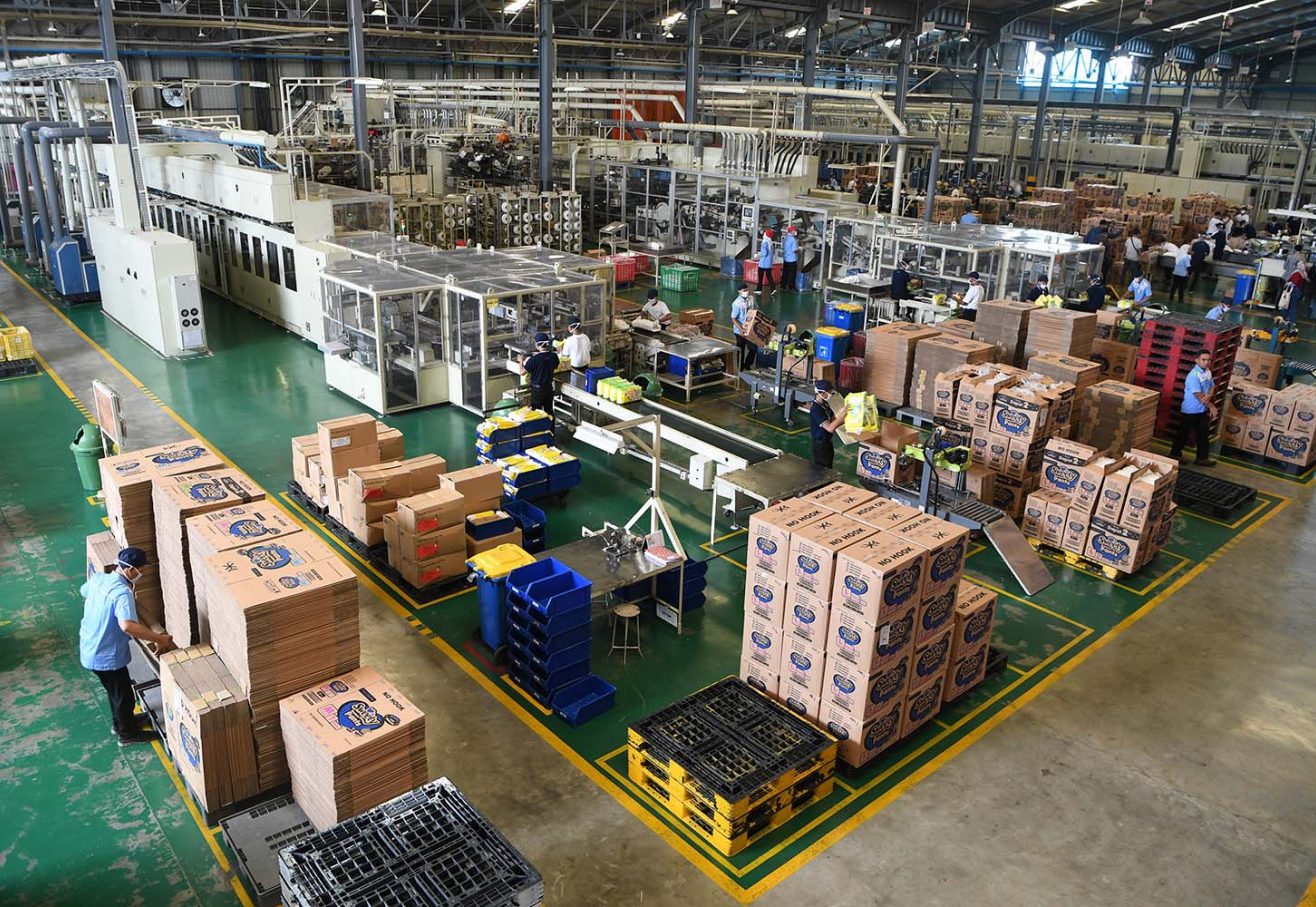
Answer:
(170, 274, 207, 352)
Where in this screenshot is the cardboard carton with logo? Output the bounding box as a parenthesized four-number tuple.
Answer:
(990, 386, 1051, 443)
(186, 505, 301, 642)
(101, 440, 225, 559)
(1265, 427, 1316, 468)
(983, 431, 1010, 473)
(739, 656, 779, 697)
(317, 414, 380, 478)
(1042, 495, 1069, 548)
(1021, 491, 1048, 539)
(742, 613, 784, 674)
(1040, 438, 1099, 498)
(788, 515, 875, 597)
(747, 500, 826, 579)
(779, 584, 825, 647)
(899, 674, 945, 739)
(818, 695, 904, 769)
(779, 636, 827, 718)
(991, 473, 1031, 520)
(956, 371, 1019, 429)
(828, 601, 916, 672)
(846, 496, 899, 530)
(1095, 462, 1142, 523)
(1240, 420, 1271, 454)
(854, 499, 923, 532)
(907, 626, 953, 692)
(1003, 436, 1048, 481)
(968, 429, 990, 465)
(1218, 414, 1247, 449)
(1225, 382, 1274, 422)
(830, 532, 926, 626)
(916, 580, 959, 644)
(821, 651, 910, 721)
(743, 569, 789, 626)
(888, 515, 969, 598)
(1266, 392, 1297, 430)
(1073, 455, 1123, 514)
(1089, 338, 1137, 382)
(1232, 348, 1282, 389)
(943, 642, 989, 702)
(1061, 507, 1092, 555)
(386, 519, 464, 564)
(933, 365, 980, 419)
(1289, 390, 1316, 439)
(741, 309, 777, 346)
(1084, 516, 1149, 574)
(935, 463, 994, 505)
(1119, 464, 1175, 534)
(803, 481, 877, 514)
(950, 581, 997, 661)
(855, 423, 920, 485)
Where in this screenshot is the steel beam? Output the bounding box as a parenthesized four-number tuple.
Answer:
(1027, 48, 1052, 182)
(346, 0, 370, 189)
(964, 42, 989, 178)
(538, 0, 554, 190)
(685, 0, 700, 127)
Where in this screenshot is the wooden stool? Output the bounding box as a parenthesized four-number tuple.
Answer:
(609, 603, 643, 664)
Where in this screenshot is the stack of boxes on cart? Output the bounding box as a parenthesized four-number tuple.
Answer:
(1134, 312, 1240, 440)
(1023, 442, 1179, 574)
(740, 483, 996, 770)
(479, 407, 582, 501)
(1221, 382, 1316, 469)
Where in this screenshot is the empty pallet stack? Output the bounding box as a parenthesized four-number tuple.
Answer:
(280, 665, 429, 831)
(504, 558, 594, 710)
(154, 469, 266, 647)
(1077, 381, 1160, 456)
(203, 532, 361, 791)
(860, 322, 940, 406)
(973, 299, 1034, 366)
(279, 778, 544, 907)
(627, 678, 837, 856)
(1024, 309, 1097, 361)
(910, 335, 995, 414)
(1134, 312, 1240, 439)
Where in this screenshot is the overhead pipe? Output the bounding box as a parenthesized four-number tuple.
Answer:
(37, 124, 112, 246)
(0, 115, 35, 249)
(19, 120, 61, 263)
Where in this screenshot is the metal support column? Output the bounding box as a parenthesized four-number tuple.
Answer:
(894, 6, 918, 120)
(1090, 51, 1106, 125)
(965, 42, 990, 178)
(924, 142, 940, 225)
(98, 0, 131, 143)
(1134, 58, 1153, 142)
(1216, 73, 1229, 109)
(1290, 127, 1314, 210)
(800, 4, 822, 128)
(1182, 66, 1198, 109)
(685, 1, 701, 127)
(1027, 49, 1053, 183)
(538, 0, 555, 190)
(346, 0, 370, 189)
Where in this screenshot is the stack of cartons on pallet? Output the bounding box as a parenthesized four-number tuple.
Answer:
(1178, 193, 1231, 238)
(385, 486, 467, 588)
(292, 421, 403, 504)
(337, 454, 447, 547)
(973, 299, 1033, 366)
(280, 665, 429, 831)
(860, 323, 940, 405)
(916, 195, 972, 223)
(978, 198, 1007, 224)
(204, 533, 361, 791)
(942, 582, 998, 702)
(1076, 381, 1159, 456)
(1090, 338, 1138, 382)
(909, 334, 995, 413)
(1023, 309, 1097, 361)
(1026, 442, 1178, 574)
(159, 644, 260, 815)
(1013, 200, 1065, 232)
(154, 469, 265, 647)
(1232, 348, 1282, 389)
(1221, 382, 1316, 469)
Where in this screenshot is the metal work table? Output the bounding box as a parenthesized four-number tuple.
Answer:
(540, 532, 691, 631)
(710, 453, 838, 543)
(647, 336, 737, 402)
(629, 240, 688, 284)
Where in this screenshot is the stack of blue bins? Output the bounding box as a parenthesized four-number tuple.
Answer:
(654, 558, 709, 614)
(501, 499, 546, 553)
(505, 559, 615, 725)
(476, 409, 555, 465)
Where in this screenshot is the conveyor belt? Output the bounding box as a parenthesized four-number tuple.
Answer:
(629, 398, 777, 465)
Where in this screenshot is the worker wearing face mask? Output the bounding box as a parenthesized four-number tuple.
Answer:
(890, 259, 913, 301)
(560, 319, 592, 369)
(959, 271, 984, 321)
(809, 380, 847, 469)
(520, 332, 561, 425)
(730, 283, 758, 372)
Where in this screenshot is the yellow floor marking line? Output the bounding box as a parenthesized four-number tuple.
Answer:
(503, 677, 555, 717)
(150, 740, 231, 874)
(17, 265, 1295, 904)
(700, 541, 748, 571)
(1298, 875, 1316, 906)
(967, 577, 1093, 632)
(1006, 663, 1029, 676)
(740, 412, 809, 435)
(1177, 495, 1277, 530)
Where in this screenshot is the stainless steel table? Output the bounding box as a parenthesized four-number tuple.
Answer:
(709, 453, 839, 542)
(647, 337, 737, 402)
(538, 535, 691, 630)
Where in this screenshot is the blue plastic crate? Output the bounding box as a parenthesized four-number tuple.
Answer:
(514, 414, 554, 438)
(466, 511, 517, 540)
(506, 558, 565, 598)
(667, 354, 690, 378)
(826, 302, 866, 331)
(509, 654, 590, 696)
(515, 637, 590, 674)
(502, 499, 546, 553)
(585, 366, 615, 394)
(552, 675, 616, 726)
(548, 474, 581, 494)
(814, 329, 851, 364)
(508, 598, 590, 637)
(476, 437, 522, 460)
(720, 256, 743, 278)
(519, 430, 554, 451)
(516, 563, 593, 617)
(507, 619, 590, 657)
(503, 479, 549, 500)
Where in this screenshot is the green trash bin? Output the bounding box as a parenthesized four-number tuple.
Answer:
(70, 423, 105, 493)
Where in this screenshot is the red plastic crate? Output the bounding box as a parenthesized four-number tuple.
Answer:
(742, 261, 783, 285)
(608, 254, 638, 285)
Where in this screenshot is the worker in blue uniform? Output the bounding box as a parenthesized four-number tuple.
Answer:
(1079, 273, 1107, 312)
(1205, 298, 1232, 321)
(782, 226, 800, 293)
(1170, 349, 1218, 466)
(521, 332, 561, 426)
(730, 283, 758, 371)
(1025, 275, 1049, 303)
(890, 259, 913, 301)
(80, 547, 175, 745)
(809, 379, 847, 469)
(757, 229, 778, 299)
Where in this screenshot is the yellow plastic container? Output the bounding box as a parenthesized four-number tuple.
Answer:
(466, 543, 537, 579)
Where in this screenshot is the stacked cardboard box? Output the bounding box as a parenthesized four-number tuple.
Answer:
(154, 469, 265, 646)
(1232, 348, 1282, 389)
(1025, 442, 1179, 573)
(1178, 193, 1231, 237)
(280, 665, 429, 831)
(1078, 182, 1124, 207)
(1222, 382, 1316, 468)
(441, 464, 503, 516)
(1124, 193, 1175, 214)
(385, 486, 467, 588)
(860, 323, 940, 405)
(185, 503, 300, 643)
(1090, 338, 1137, 382)
(1034, 187, 1076, 205)
(942, 582, 998, 702)
(204, 537, 360, 790)
(1023, 309, 1097, 361)
(1077, 381, 1159, 456)
(910, 335, 995, 413)
(1027, 353, 1102, 432)
(855, 422, 922, 486)
(1013, 200, 1066, 232)
(159, 644, 259, 814)
(978, 198, 1007, 224)
(85, 530, 164, 630)
(917, 195, 971, 224)
(335, 455, 447, 546)
(292, 422, 403, 503)
(935, 318, 977, 338)
(973, 299, 1033, 366)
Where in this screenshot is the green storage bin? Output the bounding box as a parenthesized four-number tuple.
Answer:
(659, 264, 701, 293)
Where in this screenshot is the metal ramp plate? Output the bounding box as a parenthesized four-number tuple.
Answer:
(983, 517, 1055, 596)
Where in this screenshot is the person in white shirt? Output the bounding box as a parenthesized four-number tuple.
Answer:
(1207, 212, 1226, 238)
(959, 271, 984, 321)
(640, 288, 672, 326)
(1235, 208, 1250, 226)
(561, 319, 592, 368)
(1121, 229, 1144, 285)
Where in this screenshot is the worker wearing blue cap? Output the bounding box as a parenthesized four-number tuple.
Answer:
(80, 547, 175, 745)
(520, 332, 561, 425)
(809, 379, 846, 469)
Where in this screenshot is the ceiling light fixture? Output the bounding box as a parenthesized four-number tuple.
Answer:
(46, 21, 57, 33)
(1164, 0, 1275, 32)
(1132, 0, 1153, 27)
(726, 1, 739, 14)
(504, 0, 532, 13)
(784, 25, 807, 38)
(370, 0, 388, 18)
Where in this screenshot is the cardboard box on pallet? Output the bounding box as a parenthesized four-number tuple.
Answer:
(1084, 516, 1151, 574)
(818, 694, 904, 769)
(855, 423, 920, 485)
(742, 613, 784, 675)
(854, 499, 923, 532)
(1266, 388, 1300, 431)
(1120, 464, 1175, 534)
(1219, 414, 1247, 449)
(779, 635, 828, 718)
(1002, 436, 1048, 481)
(888, 515, 969, 599)
(989, 386, 1051, 444)
(784, 586, 832, 650)
(747, 500, 827, 579)
(316, 414, 380, 478)
(955, 370, 1020, 429)
(1225, 383, 1274, 422)
(931, 365, 982, 420)
(1232, 348, 1282, 389)
(1040, 438, 1099, 499)
(801, 481, 876, 514)
(844, 497, 899, 530)
(159, 644, 259, 815)
(739, 655, 779, 697)
(943, 642, 989, 702)
(899, 674, 946, 739)
(1062, 507, 1092, 555)
(828, 601, 917, 672)
(1152, 502, 1178, 548)
(744, 570, 789, 626)
(949, 581, 997, 662)
(787, 515, 875, 598)
(991, 473, 1033, 520)
(830, 532, 926, 626)
(1266, 427, 1316, 468)
(821, 651, 910, 721)
(1042, 496, 1069, 548)
(1095, 463, 1142, 523)
(395, 487, 465, 535)
(908, 626, 953, 692)
(1240, 421, 1271, 454)
(101, 440, 225, 559)
(440, 464, 504, 512)
(915, 581, 959, 644)
(1073, 456, 1123, 514)
(861, 322, 940, 405)
(1288, 389, 1316, 438)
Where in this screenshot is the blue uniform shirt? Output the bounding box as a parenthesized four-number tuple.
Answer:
(1205, 304, 1227, 321)
(783, 234, 798, 263)
(523, 350, 559, 387)
(1128, 279, 1153, 303)
(809, 399, 835, 443)
(1182, 365, 1214, 414)
(730, 296, 754, 335)
(758, 238, 775, 268)
(79, 572, 138, 671)
(890, 268, 911, 300)
(1084, 227, 1106, 244)
(960, 213, 980, 225)
(1173, 253, 1191, 277)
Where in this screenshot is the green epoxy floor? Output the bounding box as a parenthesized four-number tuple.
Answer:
(0, 255, 1303, 903)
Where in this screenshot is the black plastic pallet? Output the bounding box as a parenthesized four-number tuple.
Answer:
(1172, 470, 1258, 518)
(366, 550, 471, 603)
(0, 357, 38, 378)
(133, 678, 167, 742)
(222, 796, 317, 907)
(279, 778, 544, 907)
(285, 479, 326, 518)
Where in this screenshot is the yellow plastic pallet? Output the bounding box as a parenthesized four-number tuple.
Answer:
(0, 326, 32, 362)
(1025, 537, 1132, 581)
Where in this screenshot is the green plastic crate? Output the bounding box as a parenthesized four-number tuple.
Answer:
(659, 264, 701, 293)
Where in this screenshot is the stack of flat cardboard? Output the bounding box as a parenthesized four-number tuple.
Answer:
(280, 665, 428, 831)
(292, 422, 404, 504)
(860, 323, 942, 406)
(1027, 353, 1102, 432)
(386, 486, 467, 588)
(1023, 309, 1097, 361)
(85, 530, 164, 628)
(154, 469, 265, 647)
(973, 300, 1033, 366)
(185, 503, 301, 643)
(159, 645, 259, 814)
(205, 541, 360, 791)
(910, 335, 995, 413)
(1078, 381, 1159, 456)
(334, 454, 447, 546)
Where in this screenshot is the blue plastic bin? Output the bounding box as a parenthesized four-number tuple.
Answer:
(502, 499, 546, 553)
(826, 302, 865, 331)
(585, 366, 616, 394)
(720, 256, 743, 278)
(796, 271, 811, 292)
(552, 675, 617, 726)
(814, 329, 851, 364)
(1233, 270, 1257, 306)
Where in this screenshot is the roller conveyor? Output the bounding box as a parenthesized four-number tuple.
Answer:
(629, 398, 777, 465)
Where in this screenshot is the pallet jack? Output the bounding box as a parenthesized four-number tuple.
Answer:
(860, 426, 1055, 596)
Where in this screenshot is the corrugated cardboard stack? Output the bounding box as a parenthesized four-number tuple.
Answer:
(1077, 381, 1159, 456)
(335, 455, 447, 546)
(84, 529, 164, 630)
(860, 323, 939, 405)
(159, 644, 260, 814)
(1025, 443, 1178, 573)
(1221, 382, 1316, 468)
(99, 440, 225, 628)
(942, 583, 998, 702)
(978, 198, 1007, 224)
(1023, 309, 1097, 361)
(1013, 200, 1065, 232)
(292, 421, 404, 504)
(204, 535, 361, 791)
(1178, 193, 1230, 237)
(186, 503, 300, 643)
(385, 485, 467, 588)
(154, 469, 266, 647)
(1027, 353, 1102, 432)
(1090, 338, 1138, 382)
(909, 334, 995, 413)
(1124, 193, 1175, 214)
(280, 665, 428, 831)
(315, 415, 381, 529)
(916, 195, 971, 224)
(973, 299, 1033, 366)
